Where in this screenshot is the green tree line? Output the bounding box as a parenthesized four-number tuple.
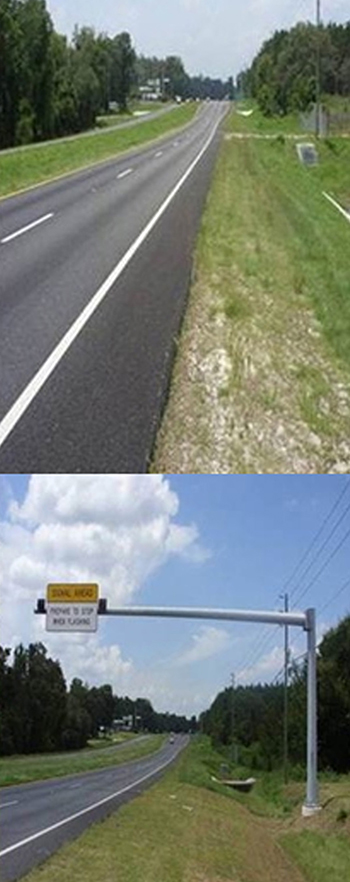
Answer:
(0, 642, 196, 754)
(0, 0, 136, 146)
(0, 0, 233, 149)
(236, 20, 350, 115)
(136, 53, 234, 102)
(200, 614, 350, 774)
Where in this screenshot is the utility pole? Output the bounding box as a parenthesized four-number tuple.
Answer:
(315, 0, 321, 137)
(231, 672, 235, 761)
(231, 672, 239, 764)
(283, 593, 289, 784)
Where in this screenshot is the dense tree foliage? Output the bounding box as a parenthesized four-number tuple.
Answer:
(0, 643, 67, 754)
(317, 616, 350, 772)
(0, 0, 233, 149)
(201, 615, 350, 774)
(135, 54, 233, 101)
(236, 20, 350, 115)
(0, 0, 138, 146)
(0, 644, 196, 755)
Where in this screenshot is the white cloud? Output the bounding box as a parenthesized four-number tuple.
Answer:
(174, 625, 230, 666)
(238, 644, 284, 685)
(6, 475, 208, 607)
(45, 0, 350, 81)
(0, 475, 210, 714)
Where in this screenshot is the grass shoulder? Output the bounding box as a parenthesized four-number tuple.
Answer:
(0, 104, 198, 199)
(21, 736, 350, 882)
(0, 733, 165, 786)
(153, 106, 350, 473)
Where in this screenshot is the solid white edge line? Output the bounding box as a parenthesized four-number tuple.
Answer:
(117, 168, 133, 179)
(0, 110, 224, 451)
(323, 191, 350, 222)
(0, 751, 176, 856)
(0, 800, 19, 808)
(155, 151, 163, 157)
(1, 213, 54, 244)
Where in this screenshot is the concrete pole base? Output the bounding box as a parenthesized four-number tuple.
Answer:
(302, 803, 322, 817)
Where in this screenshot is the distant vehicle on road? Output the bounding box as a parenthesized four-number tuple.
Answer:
(169, 734, 174, 743)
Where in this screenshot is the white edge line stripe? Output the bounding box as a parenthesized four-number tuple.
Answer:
(323, 191, 350, 222)
(0, 751, 177, 856)
(117, 168, 133, 179)
(0, 800, 18, 808)
(1, 213, 54, 244)
(155, 151, 163, 157)
(0, 112, 222, 451)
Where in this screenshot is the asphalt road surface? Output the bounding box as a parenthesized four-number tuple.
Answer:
(0, 734, 188, 882)
(0, 101, 228, 471)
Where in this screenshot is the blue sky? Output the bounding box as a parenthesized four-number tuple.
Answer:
(46, 0, 350, 79)
(1, 475, 349, 716)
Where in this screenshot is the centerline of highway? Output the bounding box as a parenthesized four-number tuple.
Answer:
(0, 751, 176, 858)
(117, 168, 133, 179)
(1, 212, 54, 244)
(0, 111, 223, 454)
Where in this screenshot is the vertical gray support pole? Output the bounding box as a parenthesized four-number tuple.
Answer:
(302, 607, 321, 816)
(283, 593, 289, 784)
(315, 0, 321, 137)
(231, 672, 235, 757)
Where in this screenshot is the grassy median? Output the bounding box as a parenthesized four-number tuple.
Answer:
(20, 737, 350, 882)
(0, 734, 165, 786)
(153, 105, 350, 474)
(0, 104, 198, 199)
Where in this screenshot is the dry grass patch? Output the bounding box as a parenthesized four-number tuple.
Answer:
(22, 778, 306, 882)
(153, 120, 350, 473)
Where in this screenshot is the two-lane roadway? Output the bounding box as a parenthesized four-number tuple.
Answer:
(0, 101, 228, 471)
(0, 734, 188, 881)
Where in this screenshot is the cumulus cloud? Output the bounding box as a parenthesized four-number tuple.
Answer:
(5, 475, 207, 608)
(238, 644, 284, 685)
(0, 475, 210, 712)
(174, 625, 230, 666)
(237, 629, 323, 686)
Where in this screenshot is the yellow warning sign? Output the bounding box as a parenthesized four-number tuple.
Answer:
(46, 583, 99, 603)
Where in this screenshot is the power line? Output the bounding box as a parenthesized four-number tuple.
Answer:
(237, 478, 349, 686)
(291, 523, 350, 609)
(290, 497, 350, 606)
(319, 575, 350, 616)
(236, 591, 287, 681)
(283, 478, 350, 601)
(271, 665, 284, 685)
(236, 624, 281, 681)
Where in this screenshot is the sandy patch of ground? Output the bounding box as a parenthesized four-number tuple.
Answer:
(153, 265, 350, 474)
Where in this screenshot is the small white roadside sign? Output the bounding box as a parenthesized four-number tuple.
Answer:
(46, 602, 98, 632)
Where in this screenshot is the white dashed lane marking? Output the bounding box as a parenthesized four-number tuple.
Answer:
(117, 168, 133, 179)
(1, 213, 54, 244)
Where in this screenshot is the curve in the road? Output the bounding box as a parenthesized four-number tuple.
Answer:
(0, 735, 188, 882)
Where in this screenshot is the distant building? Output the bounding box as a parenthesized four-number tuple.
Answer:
(139, 79, 162, 101)
(112, 715, 133, 731)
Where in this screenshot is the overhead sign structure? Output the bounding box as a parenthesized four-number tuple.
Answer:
(35, 592, 319, 817)
(45, 583, 99, 632)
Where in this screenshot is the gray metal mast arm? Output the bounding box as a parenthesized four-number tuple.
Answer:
(100, 605, 307, 628)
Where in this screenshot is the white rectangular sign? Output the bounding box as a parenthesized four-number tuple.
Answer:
(46, 603, 98, 632)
